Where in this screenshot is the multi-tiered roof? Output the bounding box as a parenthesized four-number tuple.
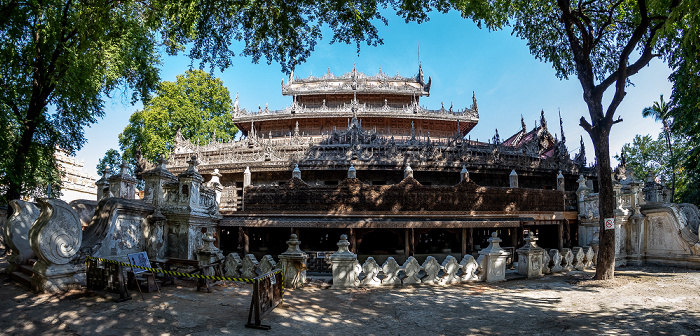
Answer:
(233, 65, 479, 140)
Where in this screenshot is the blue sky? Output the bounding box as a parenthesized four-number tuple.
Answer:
(77, 10, 671, 175)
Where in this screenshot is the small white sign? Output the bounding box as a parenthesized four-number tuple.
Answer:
(270, 276, 276, 285)
(604, 218, 615, 230)
(316, 252, 325, 259)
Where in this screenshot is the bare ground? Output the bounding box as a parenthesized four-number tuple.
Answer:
(1, 256, 699, 336)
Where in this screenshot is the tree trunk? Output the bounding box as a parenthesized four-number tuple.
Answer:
(592, 125, 616, 280)
(6, 106, 41, 202)
(662, 120, 675, 202)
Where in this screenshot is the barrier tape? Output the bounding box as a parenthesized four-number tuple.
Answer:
(84, 256, 282, 285)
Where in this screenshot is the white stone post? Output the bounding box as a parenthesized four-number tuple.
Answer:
(509, 169, 518, 188)
(243, 166, 252, 187)
(207, 168, 223, 205)
(348, 164, 357, 179)
(404, 164, 414, 179)
(278, 234, 308, 289)
(292, 164, 301, 180)
(516, 232, 545, 278)
(576, 175, 592, 217)
(329, 234, 359, 289)
(476, 232, 510, 282)
(557, 171, 565, 191)
(460, 165, 469, 182)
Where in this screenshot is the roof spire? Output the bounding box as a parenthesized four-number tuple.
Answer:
(540, 109, 547, 130)
(559, 109, 565, 143)
(471, 91, 478, 112)
(521, 114, 526, 132)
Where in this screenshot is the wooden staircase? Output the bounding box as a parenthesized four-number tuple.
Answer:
(10, 259, 36, 289)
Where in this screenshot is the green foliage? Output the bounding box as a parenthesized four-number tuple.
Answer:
(617, 135, 667, 182)
(617, 133, 692, 204)
(96, 149, 123, 177)
(0, 0, 161, 202)
(119, 70, 237, 163)
(0, 0, 417, 202)
(154, 0, 395, 73)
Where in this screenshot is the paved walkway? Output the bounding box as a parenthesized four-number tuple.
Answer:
(1, 258, 699, 335)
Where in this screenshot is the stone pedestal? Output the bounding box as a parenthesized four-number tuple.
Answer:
(330, 234, 359, 289)
(516, 232, 545, 278)
(195, 233, 224, 266)
(476, 232, 510, 282)
(29, 199, 83, 292)
(4, 200, 40, 273)
(278, 234, 308, 289)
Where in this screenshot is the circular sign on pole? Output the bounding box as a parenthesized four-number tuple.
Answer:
(604, 218, 615, 230)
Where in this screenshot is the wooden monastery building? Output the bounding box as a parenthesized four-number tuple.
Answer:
(166, 64, 596, 268)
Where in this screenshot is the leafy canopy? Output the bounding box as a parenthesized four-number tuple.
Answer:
(119, 70, 237, 163)
(0, 0, 406, 202)
(96, 149, 124, 177)
(0, 0, 160, 201)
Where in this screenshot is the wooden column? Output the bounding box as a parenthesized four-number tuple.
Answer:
(468, 228, 474, 253)
(558, 223, 564, 249)
(349, 228, 356, 253)
(461, 228, 467, 258)
(411, 228, 416, 256)
(240, 227, 250, 255)
(405, 228, 410, 260)
(511, 227, 519, 248)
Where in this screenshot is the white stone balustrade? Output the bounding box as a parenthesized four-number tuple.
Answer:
(541, 250, 551, 274)
(241, 254, 259, 278)
(381, 257, 402, 286)
(572, 247, 585, 271)
(439, 256, 461, 285)
(583, 247, 595, 269)
(560, 248, 574, 271)
(549, 249, 563, 273)
(224, 253, 242, 277)
(360, 257, 381, 287)
(402, 257, 422, 284)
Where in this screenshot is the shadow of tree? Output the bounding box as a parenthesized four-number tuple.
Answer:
(0, 264, 698, 336)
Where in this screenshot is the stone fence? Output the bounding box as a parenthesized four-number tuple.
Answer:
(217, 232, 598, 291)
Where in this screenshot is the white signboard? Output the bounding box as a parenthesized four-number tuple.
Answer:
(604, 218, 615, 230)
(127, 252, 151, 274)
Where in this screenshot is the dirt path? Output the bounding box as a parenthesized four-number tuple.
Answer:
(1, 259, 698, 336)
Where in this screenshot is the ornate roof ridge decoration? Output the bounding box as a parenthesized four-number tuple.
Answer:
(282, 64, 431, 96)
(170, 107, 587, 175)
(232, 100, 478, 120)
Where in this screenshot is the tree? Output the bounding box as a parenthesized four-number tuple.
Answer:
(96, 149, 123, 177)
(0, 0, 160, 203)
(119, 70, 237, 163)
(0, 0, 396, 203)
(617, 133, 691, 203)
(446, 0, 696, 280)
(642, 95, 676, 200)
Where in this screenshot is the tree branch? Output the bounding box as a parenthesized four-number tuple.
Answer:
(579, 116, 593, 134)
